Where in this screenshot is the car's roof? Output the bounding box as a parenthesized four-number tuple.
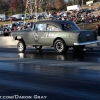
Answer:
(35, 20, 74, 25)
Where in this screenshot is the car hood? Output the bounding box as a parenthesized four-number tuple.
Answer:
(12, 28, 32, 34)
(17, 28, 31, 32)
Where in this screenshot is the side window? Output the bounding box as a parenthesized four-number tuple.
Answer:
(62, 24, 70, 30)
(35, 24, 46, 31)
(62, 23, 79, 30)
(47, 24, 59, 31)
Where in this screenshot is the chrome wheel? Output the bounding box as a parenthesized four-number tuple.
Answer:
(56, 41, 64, 52)
(18, 43, 24, 51)
(54, 39, 68, 54)
(17, 41, 26, 53)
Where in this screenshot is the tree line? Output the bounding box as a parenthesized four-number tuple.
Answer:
(0, 0, 92, 15)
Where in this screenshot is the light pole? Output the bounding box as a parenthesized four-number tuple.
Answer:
(82, 0, 83, 9)
(35, 0, 37, 22)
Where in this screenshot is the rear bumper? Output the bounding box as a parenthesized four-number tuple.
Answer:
(74, 40, 99, 45)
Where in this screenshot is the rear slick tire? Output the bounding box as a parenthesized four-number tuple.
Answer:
(73, 45, 85, 51)
(35, 46, 42, 50)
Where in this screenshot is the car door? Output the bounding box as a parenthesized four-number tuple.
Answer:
(44, 24, 60, 45)
(33, 23, 46, 45)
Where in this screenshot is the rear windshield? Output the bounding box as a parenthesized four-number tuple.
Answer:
(61, 23, 80, 31)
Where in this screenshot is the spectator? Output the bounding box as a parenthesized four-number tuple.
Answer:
(13, 26, 17, 31)
(94, 24, 100, 36)
(30, 22, 34, 28)
(3, 28, 9, 36)
(17, 25, 22, 30)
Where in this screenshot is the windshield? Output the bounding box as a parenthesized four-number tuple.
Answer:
(62, 23, 80, 31)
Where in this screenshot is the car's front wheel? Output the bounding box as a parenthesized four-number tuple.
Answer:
(54, 39, 68, 54)
(35, 45, 42, 50)
(17, 41, 26, 53)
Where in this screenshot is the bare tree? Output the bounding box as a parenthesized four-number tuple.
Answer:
(55, 0, 64, 10)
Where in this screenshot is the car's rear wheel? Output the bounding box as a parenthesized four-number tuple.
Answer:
(17, 41, 26, 53)
(73, 45, 85, 51)
(35, 45, 42, 50)
(54, 39, 68, 54)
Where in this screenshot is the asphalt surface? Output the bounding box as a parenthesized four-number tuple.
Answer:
(0, 46, 100, 100)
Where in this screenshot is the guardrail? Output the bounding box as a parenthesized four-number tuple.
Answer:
(0, 37, 18, 46)
(77, 22, 99, 30)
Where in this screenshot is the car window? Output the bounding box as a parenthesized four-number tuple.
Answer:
(35, 24, 46, 31)
(47, 24, 59, 31)
(62, 23, 80, 31)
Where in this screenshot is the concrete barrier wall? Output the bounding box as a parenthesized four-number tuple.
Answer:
(86, 36, 100, 47)
(0, 36, 18, 46)
(0, 36, 100, 47)
(96, 36, 100, 47)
